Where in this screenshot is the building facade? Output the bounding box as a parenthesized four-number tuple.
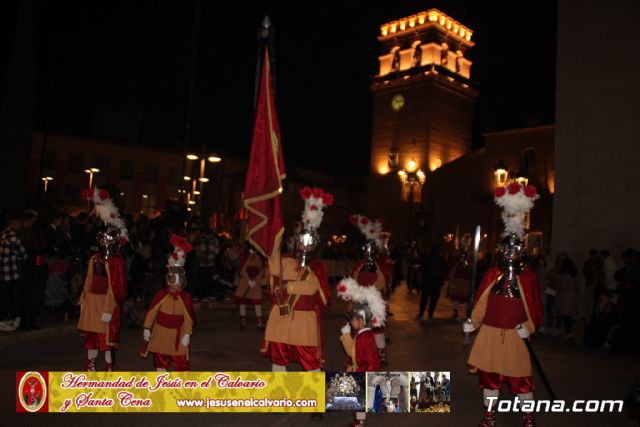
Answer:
(553, 0, 640, 263)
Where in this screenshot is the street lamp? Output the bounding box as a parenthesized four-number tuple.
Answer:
(84, 167, 100, 188)
(42, 176, 53, 193)
(515, 168, 529, 186)
(185, 151, 223, 217)
(493, 160, 509, 187)
(397, 159, 427, 244)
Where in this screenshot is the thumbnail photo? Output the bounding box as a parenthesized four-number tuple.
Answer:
(409, 371, 451, 413)
(325, 372, 366, 412)
(366, 372, 409, 413)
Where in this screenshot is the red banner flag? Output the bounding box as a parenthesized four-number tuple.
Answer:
(244, 48, 285, 275)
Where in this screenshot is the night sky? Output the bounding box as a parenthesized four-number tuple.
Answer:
(27, 0, 556, 175)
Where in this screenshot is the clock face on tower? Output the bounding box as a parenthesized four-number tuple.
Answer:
(391, 93, 405, 112)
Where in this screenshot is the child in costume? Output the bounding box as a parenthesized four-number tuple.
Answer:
(234, 244, 267, 329)
(141, 235, 195, 371)
(338, 276, 386, 427)
(348, 214, 391, 364)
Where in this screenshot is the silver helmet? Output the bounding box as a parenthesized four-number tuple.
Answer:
(362, 240, 379, 270)
(295, 226, 320, 267)
(495, 233, 526, 296)
(166, 266, 186, 292)
(348, 302, 375, 328)
(97, 228, 120, 261)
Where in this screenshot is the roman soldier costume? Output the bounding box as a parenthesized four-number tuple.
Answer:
(463, 182, 543, 427)
(349, 214, 391, 364)
(337, 277, 385, 372)
(141, 234, 195, 371)
(338, 277, 386, 427)
(261, 187, 333, 372)
(77, 188, 128, 371)
(235, 246, 267, 329)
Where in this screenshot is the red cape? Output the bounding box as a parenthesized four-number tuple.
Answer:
(353, 258, 390, 295)
(107, 255, 126, 345)
(473, 266, 543, 331)
(354, 329, 381, 372)
(146, 287, 196, 329)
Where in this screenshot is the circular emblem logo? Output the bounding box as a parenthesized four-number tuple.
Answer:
(18, 371, 47, 412)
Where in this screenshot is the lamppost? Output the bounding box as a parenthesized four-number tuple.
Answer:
(493, 160, 509, 187)
(397, 159, 426, 244)
(514, 167, 529, 186)
(42, 176, 53, 193)
(84, 167, 100, 188)
(184, 151, 222, 217)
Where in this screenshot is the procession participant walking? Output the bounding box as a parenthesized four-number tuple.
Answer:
(77, 189, 128, 371)
(463, 182, 543, 427)
(349, 214, 391, 363)
(417, 245, 448, 320)
(262, 187, 333, 372)
(235, 243, 267, 329)
(141, 234, 195, 371)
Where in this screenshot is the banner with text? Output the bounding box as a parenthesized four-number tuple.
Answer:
(16, 371, 325, 413)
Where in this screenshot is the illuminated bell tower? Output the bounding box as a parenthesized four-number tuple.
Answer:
(370, 9, 478, 175)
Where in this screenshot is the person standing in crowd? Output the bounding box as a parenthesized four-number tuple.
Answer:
(408, 245, 422, 294)
(555, 257, 579, 339)
(0, 212, 28, 331)
(531, 254, 548, 332)
(193, 227, 219, 301)
(582, 249, 602, 318)
(599, 250, 618, 302)
(543, 253, 566, 334)
(610, 249, 640, 355)
(448, 252, 471, 320)
(417, 245, 448, 320)
(20, 211, 47, 330)
(583, 294, 616, 348)
(43, 211, 64, 258)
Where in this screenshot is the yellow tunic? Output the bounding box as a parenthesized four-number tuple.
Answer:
(263, 257, 326, 347)
(77, 256, 117, 336)
(143, 294, 194, 357)
(234, 252, 266, 301)
(467, 282, 533, 377)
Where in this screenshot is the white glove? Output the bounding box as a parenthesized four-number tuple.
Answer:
(143, 328, 151, 341)
(101, 313, 112, 323)
(516, 324, 530, 339)
(462, 320, 475, 333)
(181, 334, 190, 347)
(341, 323, 351, 335)
(248, 280, 256, 289)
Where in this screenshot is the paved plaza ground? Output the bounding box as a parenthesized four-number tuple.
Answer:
(1, 282, 638, 426)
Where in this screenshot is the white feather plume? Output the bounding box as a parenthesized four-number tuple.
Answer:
(337, 277, 387, 327)
(89, 188, 128, 241)
(302, 196, 328, 230)
(350, 214, 384, 249)
(494, 183, 539, 238)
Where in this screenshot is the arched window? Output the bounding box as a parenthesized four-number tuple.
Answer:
(440, 43, 449, 66)
(391, 46, 401, 71)
(412, 41, 422, 68)
(455, 50, 463, 73)
(523, 148, 537, 179)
